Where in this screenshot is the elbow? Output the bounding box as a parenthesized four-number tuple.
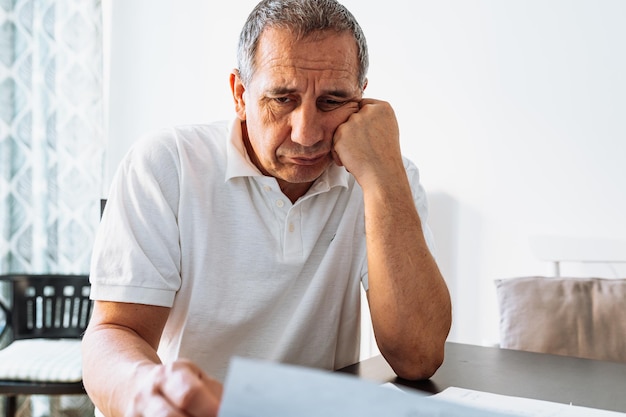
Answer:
(395, 352, 444, 381)
(380, 340, 446, 381)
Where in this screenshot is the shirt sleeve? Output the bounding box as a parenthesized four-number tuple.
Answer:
(89, 129, 183, 307)
(404, 157, 438, 257)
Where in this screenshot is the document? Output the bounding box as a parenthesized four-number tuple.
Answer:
(219, 357, 626, 417)
(434, 387, 626, 417)
(218, 357, 516, 417)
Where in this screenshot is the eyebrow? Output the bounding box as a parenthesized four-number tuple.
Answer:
(266, 87, 355, 98)
(266, 87, 297, 96)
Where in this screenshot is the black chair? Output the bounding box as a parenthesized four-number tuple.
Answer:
(0, 274, 93, 417)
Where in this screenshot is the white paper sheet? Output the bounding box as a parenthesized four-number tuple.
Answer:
(218, 357, 517, 417)
(434, 387, 626, 417)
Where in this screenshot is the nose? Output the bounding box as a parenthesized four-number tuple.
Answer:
(289, 102, 324, 147)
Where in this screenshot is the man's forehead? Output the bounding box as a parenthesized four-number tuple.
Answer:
(252, 28, 361, 91)
(256, 28, 358, 67)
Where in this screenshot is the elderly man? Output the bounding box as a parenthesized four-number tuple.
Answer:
(82, 0, 451, 416)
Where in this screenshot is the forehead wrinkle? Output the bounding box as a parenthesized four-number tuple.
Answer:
(261, 65, 359, 98)
(262, 57, 357, 78)
(253, 28, 360, 90)
(256, 29, 358, 65)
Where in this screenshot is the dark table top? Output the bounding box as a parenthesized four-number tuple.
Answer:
(338, 342, 626, 413)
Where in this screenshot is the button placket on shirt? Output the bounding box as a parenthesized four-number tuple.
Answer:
(283, 204, 302, 258)
(260, 180, 301, 257)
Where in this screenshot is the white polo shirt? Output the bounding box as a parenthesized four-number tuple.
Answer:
(90, 119, 433, 381)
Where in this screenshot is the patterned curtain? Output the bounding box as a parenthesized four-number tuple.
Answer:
(0, 0, 104, 275)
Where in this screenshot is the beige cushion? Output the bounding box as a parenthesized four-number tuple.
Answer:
(495, 276, 626, 363)
(0, 339, 82, 382)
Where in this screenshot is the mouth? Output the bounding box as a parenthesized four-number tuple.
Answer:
(284, 152, 330, 166)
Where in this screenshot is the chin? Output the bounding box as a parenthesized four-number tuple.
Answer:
(288, 164, 330, 183)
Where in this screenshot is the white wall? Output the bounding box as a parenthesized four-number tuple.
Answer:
(104, 0, 626, 347)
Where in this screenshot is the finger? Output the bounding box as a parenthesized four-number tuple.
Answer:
(160, 360, 222, 417)
(140, 395, 187, 417)
(357, 98, 378, 109)
(129, 366, 187, 417)
(331, 148, 343, 167)
(331, 127, 341, 166)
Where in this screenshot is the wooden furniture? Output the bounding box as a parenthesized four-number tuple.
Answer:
(338, 342, 626, 413)
(529, 235, 626, 277)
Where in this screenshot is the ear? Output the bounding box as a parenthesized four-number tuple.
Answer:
(230, 69, 247, 120)
(362, 78, 368, 92)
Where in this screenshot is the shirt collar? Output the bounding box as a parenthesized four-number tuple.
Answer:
(224, 118, 349, 191)
(225, 118, 263, 180)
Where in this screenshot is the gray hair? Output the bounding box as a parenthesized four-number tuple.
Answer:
(237, 0, 369, 89)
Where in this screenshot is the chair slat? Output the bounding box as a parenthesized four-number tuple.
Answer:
(0, 274, 92, 340)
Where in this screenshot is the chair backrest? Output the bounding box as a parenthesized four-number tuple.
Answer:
(529, 235, 626, 277)
(0, 274, 92, 341)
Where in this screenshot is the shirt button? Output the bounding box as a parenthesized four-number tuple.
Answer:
(289, 223, 295, 233)
(276, 200, 284, 208)
(263, 185, 271, 191)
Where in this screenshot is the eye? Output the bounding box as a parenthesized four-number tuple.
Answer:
(318, 98, 347, 112)
(273, 96, 292, 104)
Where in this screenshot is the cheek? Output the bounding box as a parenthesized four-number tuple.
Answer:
(249, 129, 284, 161)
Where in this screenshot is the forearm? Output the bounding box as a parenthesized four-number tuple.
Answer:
(364, 173, 451, 380)
(81, 301, 171, 416)
(82, 324, 162, 416)
(331, 98, 451, 377)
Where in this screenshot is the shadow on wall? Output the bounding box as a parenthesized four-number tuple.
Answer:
(426, 191, 483, 344)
